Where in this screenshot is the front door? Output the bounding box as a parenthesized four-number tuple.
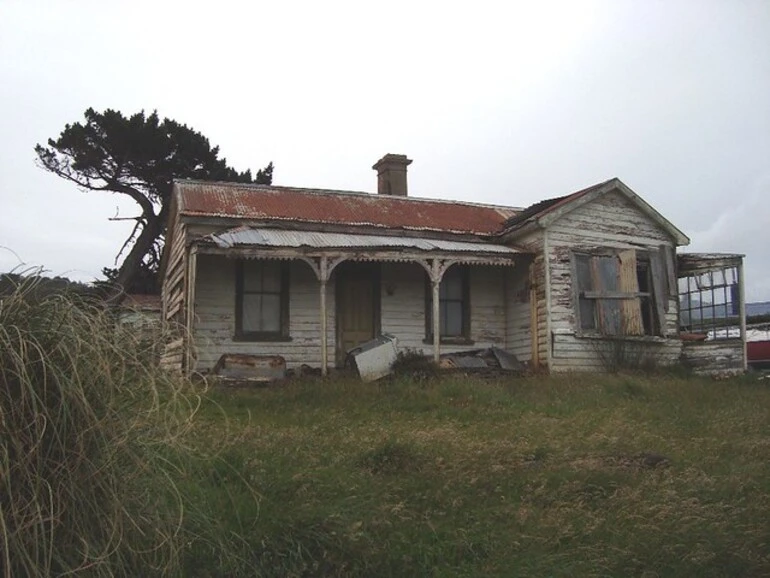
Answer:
(336, 263, 379, 365)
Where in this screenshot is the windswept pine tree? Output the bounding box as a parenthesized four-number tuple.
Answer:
(36, 109, 273, 295)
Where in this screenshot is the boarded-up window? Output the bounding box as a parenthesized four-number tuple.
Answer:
(574, 250, 661, 336)
(236, 260, 290, 340)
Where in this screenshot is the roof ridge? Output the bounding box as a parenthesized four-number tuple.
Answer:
(174, 179, 524, 212)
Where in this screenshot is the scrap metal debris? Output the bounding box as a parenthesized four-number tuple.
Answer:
(212, 353, 287, 385)
(440, 347, 524, 374)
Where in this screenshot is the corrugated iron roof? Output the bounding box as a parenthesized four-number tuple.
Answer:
(176, 180, 520, 235)
(501, 180, 613, 231)
(205, 227, 521, 255)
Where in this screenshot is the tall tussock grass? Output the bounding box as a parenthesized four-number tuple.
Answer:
(0, 277, 199, 577)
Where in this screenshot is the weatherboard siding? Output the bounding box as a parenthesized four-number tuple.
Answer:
(511, 231, 548, 367)
(162, 218, 187, 324)
(681, 340, 745, 374)
(192, 256, 336, 371)
(505, 264, 532, 362)
(379, 263, 508, 355)
(191, 258, 514, 372)
(545, 191, 681, 371)
(160, 214, 188, 372)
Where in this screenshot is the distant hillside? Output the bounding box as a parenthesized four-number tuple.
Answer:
(681, 299, 770, 324)
(747, 302, 770, 317)
(0, 272, 96, 299)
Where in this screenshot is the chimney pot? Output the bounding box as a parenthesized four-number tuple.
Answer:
(372, 153, 412, 196)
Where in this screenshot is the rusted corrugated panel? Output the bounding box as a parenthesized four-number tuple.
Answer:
(207, 228, 521, 255)
(501, 180, 612, 231)
(176, 180, 519, 235)
(677, 253, 744, 274)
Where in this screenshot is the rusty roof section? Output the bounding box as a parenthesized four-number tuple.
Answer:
(176, 180, 521, 235)
(501, 179, 615, 232)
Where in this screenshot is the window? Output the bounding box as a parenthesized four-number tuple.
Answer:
(235, 260, 289, 340)
(574, 250, 662, 337)
(425, 266, 470, 341)
(679, 265, 739, 340)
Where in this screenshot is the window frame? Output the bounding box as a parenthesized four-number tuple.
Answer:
(678, 265, 740, 341)
(572, 249, 662, 338)
(424, 265, 472, 344)
(234, 259, 291, 342)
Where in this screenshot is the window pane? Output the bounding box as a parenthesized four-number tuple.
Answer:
(242, 294, 282, 333)
(440, 269, 463, 300)
(579, 298, 596, 330)
(242, 261, 263, 291)
(640, 296, 654, 335)
(428, 267, 468, 339)
(575, 256, 593, 291)
(261, 263, 282, 292)
(599, 299, 622, 335)
(240, 263, 284, 333)
(597, 256, 619, 292)
(443, 301, 463, 336)
(243, 261, 281, 292)
(260, 294, 281, 332)
(242, 294, 263, 332)
(637, 262, 651, 292)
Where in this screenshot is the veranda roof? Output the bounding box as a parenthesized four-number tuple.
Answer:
(204, 227, 522, 257)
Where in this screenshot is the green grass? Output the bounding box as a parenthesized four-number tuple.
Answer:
(4, 278, 768, 576)
(184, 373, 770, 577)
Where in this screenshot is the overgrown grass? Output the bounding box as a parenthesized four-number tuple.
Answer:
(0, 277, 258, 577)
(3, 278, 769, 576)
(194, 372, 770, 577)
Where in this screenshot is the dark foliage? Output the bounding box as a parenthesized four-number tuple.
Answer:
(0, 272, 96, 300)
(35, 108, 273, 296)
(390, 349, 440, 382)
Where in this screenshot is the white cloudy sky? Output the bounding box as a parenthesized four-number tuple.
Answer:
(1, 0, 768, 301)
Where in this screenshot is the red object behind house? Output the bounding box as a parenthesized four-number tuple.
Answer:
(747, 341, 770, 365)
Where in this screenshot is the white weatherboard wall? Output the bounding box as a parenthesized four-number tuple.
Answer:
(507, 231, 547, 366)
(194, 257, 519, 372)
(378, 262, 509, 355)
(192, 255, 336, 371)
(546, 190, 682, 372)
(681, 340, 745, 374)
(505, 266, 532, 362)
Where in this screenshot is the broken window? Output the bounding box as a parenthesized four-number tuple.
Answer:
(678, 265, 739, 340)
(574, 249, 667, 337)
(425, 266, 470, 340)
(235, 259, 290, 340)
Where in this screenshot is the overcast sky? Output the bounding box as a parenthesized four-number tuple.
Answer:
(1, 0, 768, 301)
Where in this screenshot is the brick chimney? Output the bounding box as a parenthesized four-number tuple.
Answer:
(372, 153, 412, 196)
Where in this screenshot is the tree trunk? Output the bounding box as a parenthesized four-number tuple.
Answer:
(106, 213, 164, 302)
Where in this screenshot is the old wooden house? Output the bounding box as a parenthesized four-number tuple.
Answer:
(160, 154, 747, 376)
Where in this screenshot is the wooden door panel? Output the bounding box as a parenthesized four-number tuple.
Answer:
(336, 266, 378, 364)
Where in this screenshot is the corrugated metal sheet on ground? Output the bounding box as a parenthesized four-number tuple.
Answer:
(207, 227, 521, 255)
(176, 180, 519, 235)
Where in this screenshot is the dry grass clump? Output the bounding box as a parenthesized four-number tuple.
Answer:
(0, 277, 198, 577)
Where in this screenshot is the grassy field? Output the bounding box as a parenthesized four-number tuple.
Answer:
(6, 284, 767, 576)
(181, 372, 770, 577)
